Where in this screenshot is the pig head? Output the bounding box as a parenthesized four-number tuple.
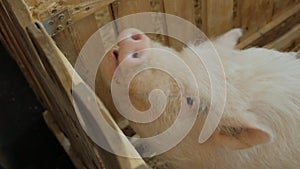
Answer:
(97, 28, 300, 169)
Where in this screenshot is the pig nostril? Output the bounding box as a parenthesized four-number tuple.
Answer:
(132, 52, 138, 58)
(113, 50, 119, 59)
(131, 34, 142, 41)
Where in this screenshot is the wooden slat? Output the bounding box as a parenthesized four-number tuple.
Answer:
(111, 0, 152, 18)
(109, 0, 168, 45)
(24, 0, 38, 6)
(51, 0, 99, 65)
(110, 0, 153, 32)
(163, 0, 195, 23)
(273, 0, 300, 18)
(194, 0, 202, 30)
(30, 0, 115, 21)
(26, 23, 100, 169)
(25, 22, 114, 169)
(1, 2, 94, 169)
(26, 21, 150, 169)
(1, 0, 135, 168)
(163, 0, 195, 49)
(0, 0, 49, 106)
(202, 0, 234, 37)
(69, 0, 115, 23)
(30, 0, 114, 65)
(53, 14, 98, 65)
(264, 24, 300, 51)
(43, 111, 88, 169)
(237, 3, 300, 49)
(291, 44, 300, 52)
(234, 0, 274, 41)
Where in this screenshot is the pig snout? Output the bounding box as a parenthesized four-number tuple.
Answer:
(102, 28, 152, 84)
(113, 28, 151, 63)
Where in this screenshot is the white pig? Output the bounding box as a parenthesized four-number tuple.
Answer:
(98, 28, 300, 169)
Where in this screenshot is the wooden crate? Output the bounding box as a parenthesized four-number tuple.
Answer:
(0, 0, 299, 169)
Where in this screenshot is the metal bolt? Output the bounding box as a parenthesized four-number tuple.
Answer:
(51, 9, 57, 14)
(48, 20, 54, 25)
(56, 25, 64, 31)
(58, 14, 65, 21)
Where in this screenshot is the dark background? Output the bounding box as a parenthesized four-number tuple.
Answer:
(0, 42, 75, 169)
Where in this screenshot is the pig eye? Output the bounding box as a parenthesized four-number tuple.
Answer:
(131, 34, 142, 41)
(132, 52, 139, 58)
(113, 50, 119, 59)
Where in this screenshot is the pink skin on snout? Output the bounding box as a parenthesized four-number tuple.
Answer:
(103, 28, 152, 82)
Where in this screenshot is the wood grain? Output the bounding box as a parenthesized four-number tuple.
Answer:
(202, 0, 234, 37)
(264, 24, 300, 51)
(237, 3, 300, 49)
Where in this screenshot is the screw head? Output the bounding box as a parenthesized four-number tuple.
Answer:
(58, 14, 65, 20)
(56, 25, 64, 31)
(48, 20, 54, 25)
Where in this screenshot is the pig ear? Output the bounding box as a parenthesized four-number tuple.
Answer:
(214, 113, 273, 149)
(214, 28, 243, 49)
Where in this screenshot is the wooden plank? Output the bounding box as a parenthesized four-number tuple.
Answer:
(264, 24, 300, 51)
(26, 22, 119, 169)
(110, 0, 153, 32)
(163, 0, 195, 23)
(202, 0, 234, 37)
(111, 0, 152, 18)
(43, 111, 88, 169)
(51, 0, 99, 65)
(1, 0, 113, 168)
(3, 0, 75, 110)
(24, 0, 39, 6)
(26, 22, 150, 169)
(53, 14, 98, 65)
(2, 0, 149, 168)
(163, 0, 195, 50)
(237, 3, 300, 49)
(29, 0, 113, 65)
(94, 5, 113, 28)
(72, 82, 150, 169)
(30, 0, 115, 21)
(273, 0, 300, 18)
(0, 0, 50, 106)
(291, 44, 300, 52)
(69, 0, 115, 23)
(109, 0, 168, 44)
(194, 0, 202, 30)
(234, 0, 274, 41)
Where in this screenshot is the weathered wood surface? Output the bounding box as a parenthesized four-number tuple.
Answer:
(237, 3, 300, 49)
(234, 0, 274, 41)
(26, 0, 115, 22)
(1, 0, 149, 169)
(202, 0, 234, 37)
(24, 0, 115, 65)
(264, 24, 300, 51)
(43, 110, 88, 169)
(53, 14, 98, 65)
(163, 0, 195, 50)
(0, 0, 48, 105)
(26, 21, 150, 169)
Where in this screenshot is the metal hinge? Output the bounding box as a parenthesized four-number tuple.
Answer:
(42, 8, 72, 36)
